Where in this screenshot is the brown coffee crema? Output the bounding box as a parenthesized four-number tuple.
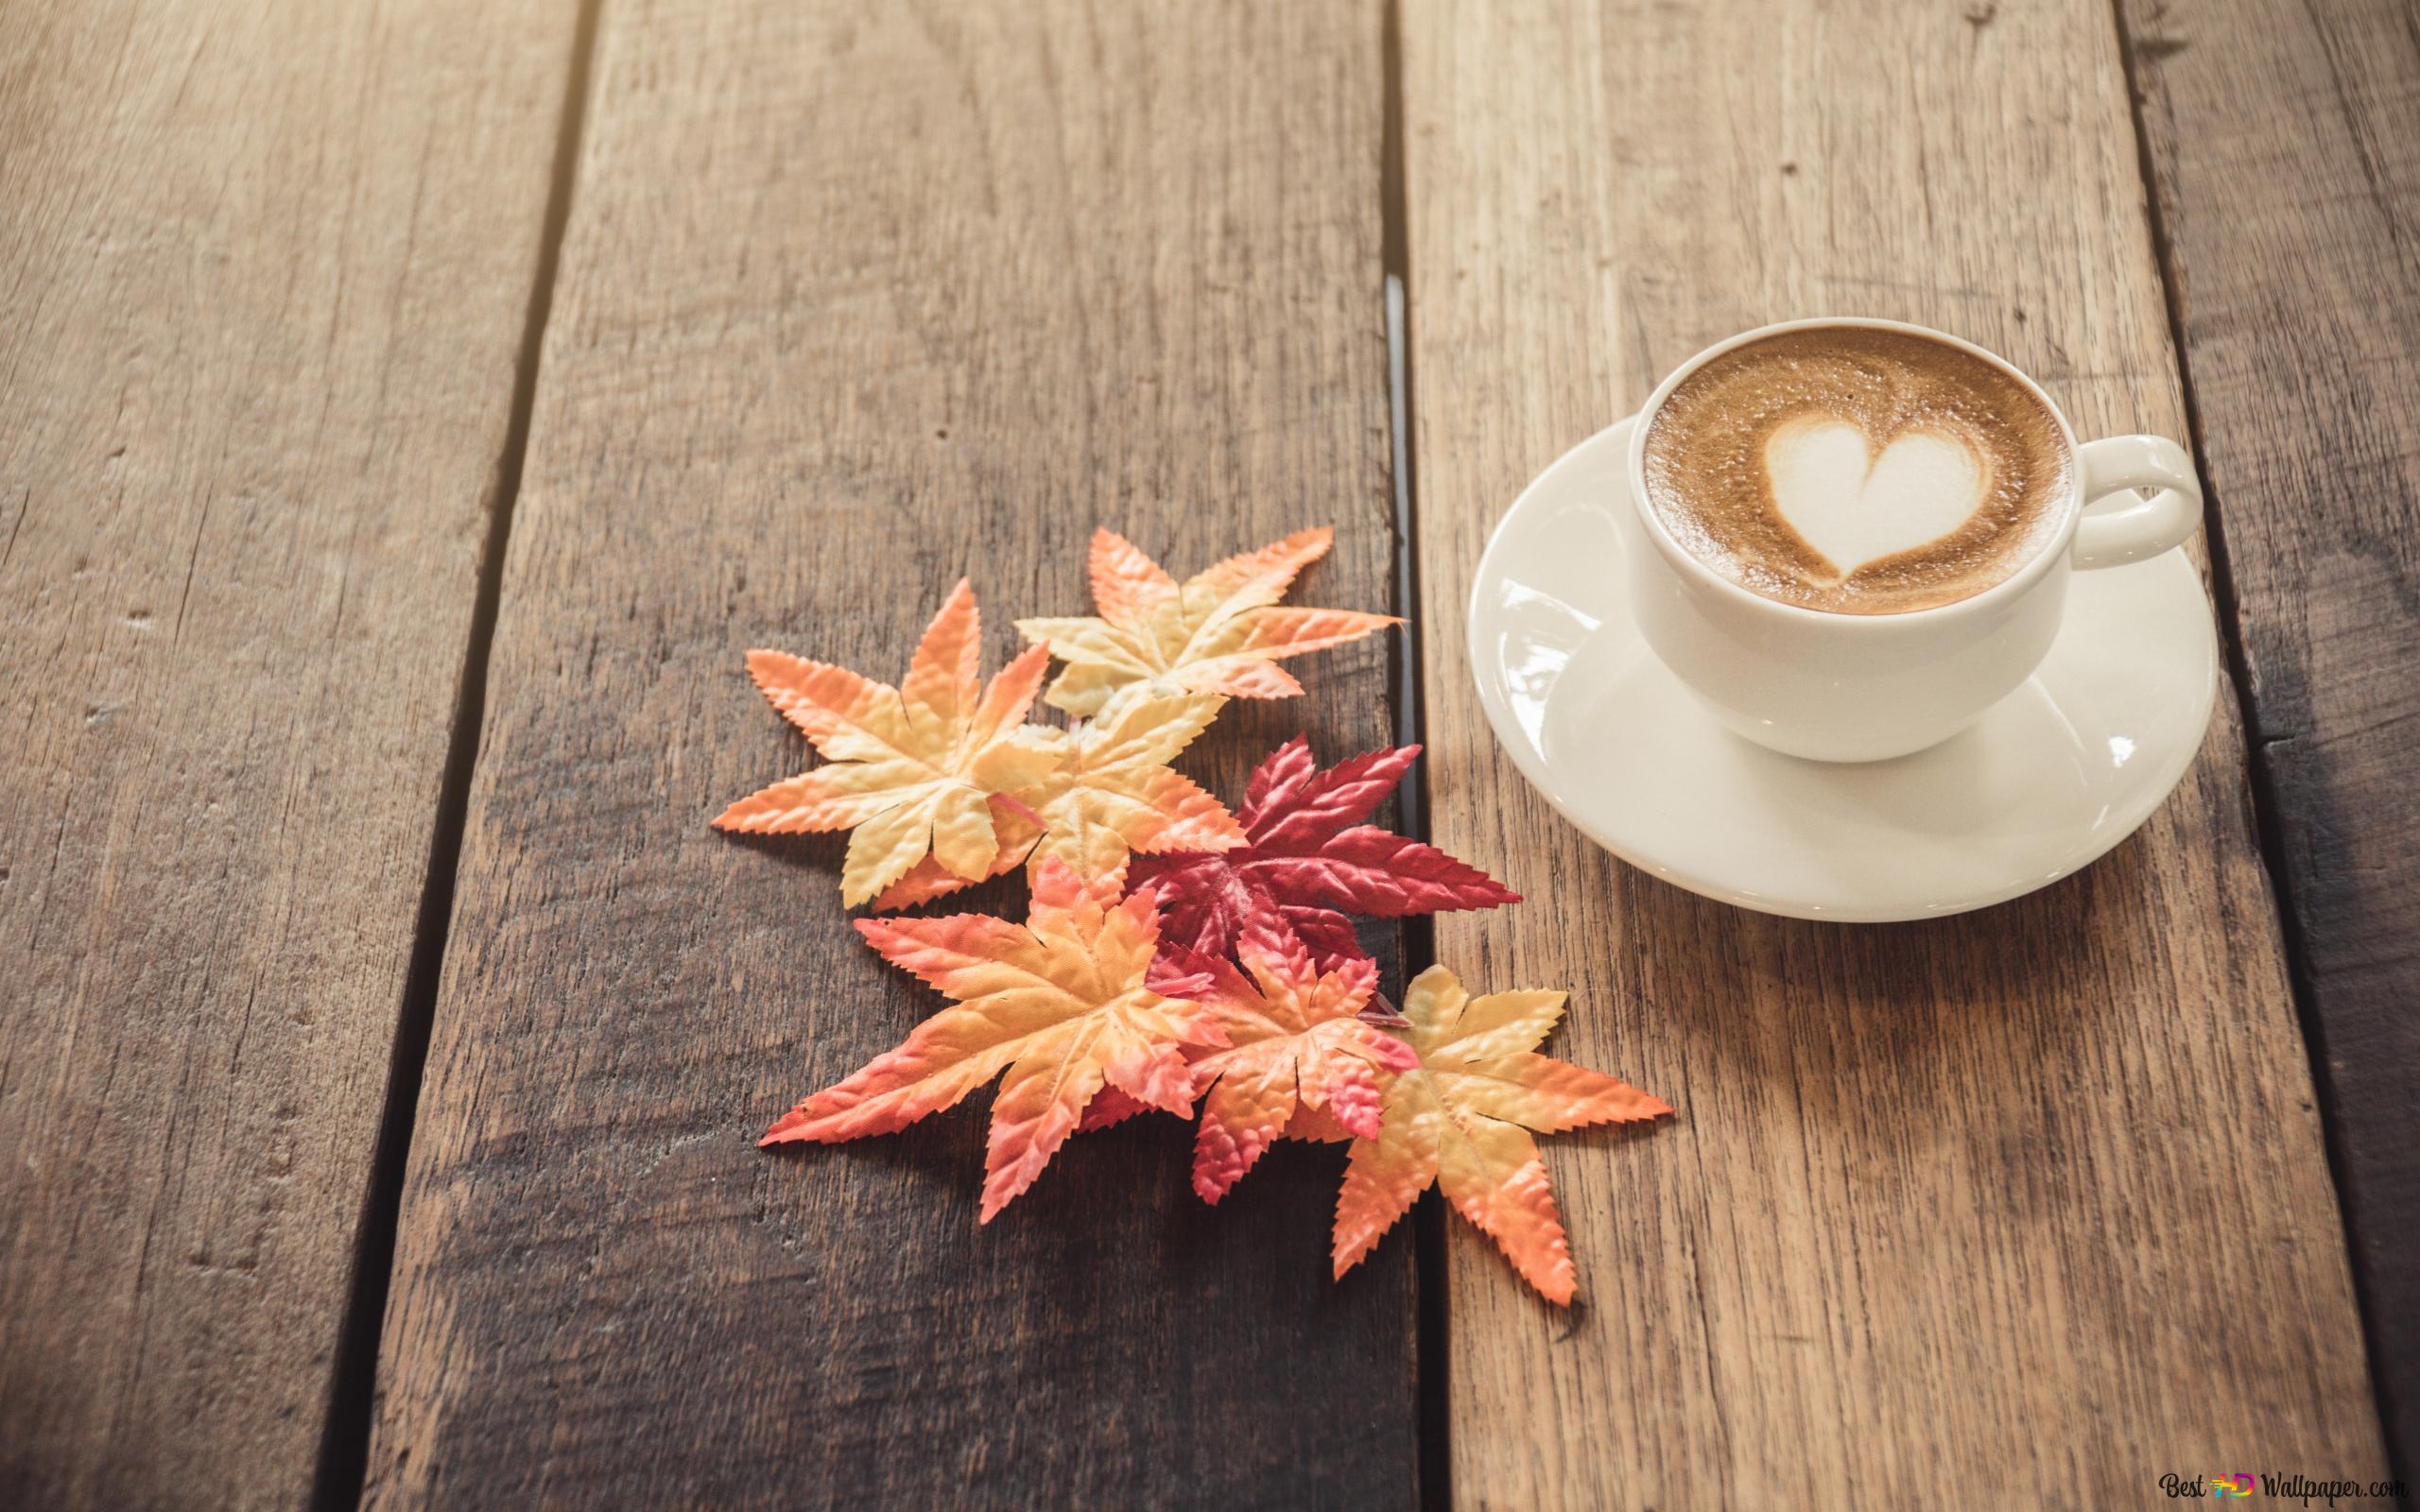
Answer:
(1640, 327, 2073, 614)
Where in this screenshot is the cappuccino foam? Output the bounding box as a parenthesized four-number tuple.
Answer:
(1640, 327, 2071, 614)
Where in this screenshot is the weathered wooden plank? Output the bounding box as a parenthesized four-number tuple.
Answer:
(1401, 0, 2387, 1504)
(363, 3, 1412, 1507)
(0, 2, 577, 1507)
(2121, 0, 2420, 1476)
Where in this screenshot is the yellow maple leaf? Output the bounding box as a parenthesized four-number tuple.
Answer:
(1332, 965, 1671, 1305)
(714, 579, 1061, 906)
(764, 857, 1226, 1220)
(1017, 691, 1243, 890)
(1014, 526, 1400, 717)
(869, 690, 1245, 908)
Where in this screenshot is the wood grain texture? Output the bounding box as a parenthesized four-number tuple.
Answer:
(2122, 0, 2420, 1477)
(363, 2, 1412, 1507)
(1401, 0, 2387, 1505)
(0, 2, 574, 1507)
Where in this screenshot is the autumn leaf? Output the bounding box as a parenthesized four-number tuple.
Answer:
(1021, 693, 1244, 886)
(715, 578, 1061, 907)
(1073, 950, 1246, 1134)
(1015, 527, 1399, 717)
(1181, 916, 1417, 1204)
(1075, 1088, 1154, 1132)
(764, 858, 1223, 1220)
(1131, 738, 1517, 968)
(1333, 964, 1671, 1305)
(1077, 1070, 1367, 1139)
(871, 692, 1245, 909)
(868, 797, 1044, 911)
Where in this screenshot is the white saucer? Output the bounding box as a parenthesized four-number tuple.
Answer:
(1464, 417, 2219, 922)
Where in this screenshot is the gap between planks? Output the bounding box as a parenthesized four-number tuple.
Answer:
(1381, 0, 1452, 1506)
(307, 1, 609, 1507)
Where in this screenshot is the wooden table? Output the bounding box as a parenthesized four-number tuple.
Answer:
(5, 1, 2413, 1507)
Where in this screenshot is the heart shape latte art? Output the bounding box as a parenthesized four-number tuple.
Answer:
(1761, 419, 1988, 576)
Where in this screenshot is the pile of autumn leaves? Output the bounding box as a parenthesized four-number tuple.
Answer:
(717, 527, 1669, 1303)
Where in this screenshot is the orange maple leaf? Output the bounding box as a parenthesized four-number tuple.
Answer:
(713, 579, 1061, 907)
(1333, 964, 1671, 1305)
(1014, 527, 1400, 717)
(763, 857, 1224, 1220)
(870, 690, 1245, 909)
(1182, 916, 1418, 1204)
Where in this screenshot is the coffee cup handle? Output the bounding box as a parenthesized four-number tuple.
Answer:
(2071, 435, 2204, 570)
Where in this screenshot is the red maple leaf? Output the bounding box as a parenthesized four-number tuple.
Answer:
(1128, 738, 1518, 968)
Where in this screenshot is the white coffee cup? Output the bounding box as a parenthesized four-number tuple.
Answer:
(1617, 317, 2204, 763)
